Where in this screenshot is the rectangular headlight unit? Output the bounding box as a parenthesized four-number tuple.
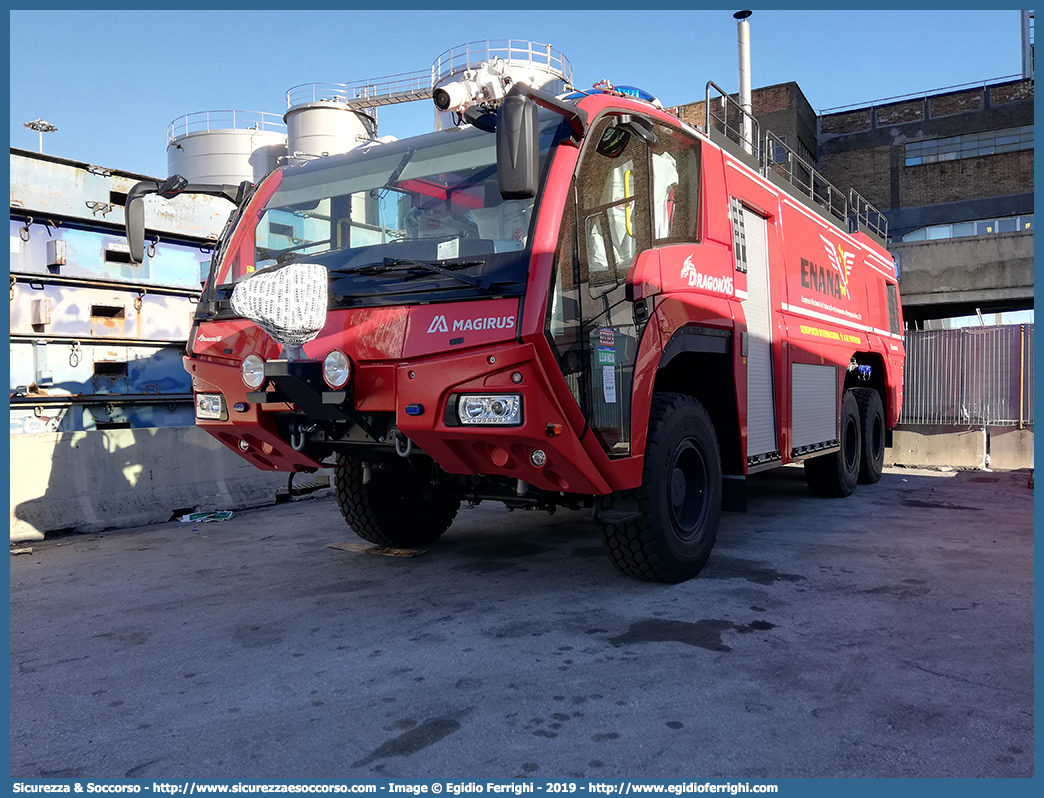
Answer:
(195, 393, 224, 420)
(457, 394, 522, 425)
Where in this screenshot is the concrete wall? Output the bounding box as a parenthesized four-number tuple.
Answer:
(885, 424, 1034, 471)
(10, 427, 332, 542)
(894, 230, 1034, 319)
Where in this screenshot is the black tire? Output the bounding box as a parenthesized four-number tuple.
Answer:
(804, 389, 862, 498)
(853, 387, 885, 484)
(334, 454, 459, 547)
(600, 393, 722, 583)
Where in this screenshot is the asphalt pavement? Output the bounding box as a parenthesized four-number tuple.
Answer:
(9, 465, 1034, 779)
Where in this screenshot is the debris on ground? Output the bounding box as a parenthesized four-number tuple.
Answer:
(327, 542, 425, 558)
(179, 511, 234, 523)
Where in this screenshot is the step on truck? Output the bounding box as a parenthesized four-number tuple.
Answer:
(126, 76, 904, 583)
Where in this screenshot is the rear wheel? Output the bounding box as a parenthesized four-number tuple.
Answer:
(804, 389, 861, 498)
(599, 393, 722, 583)
(853, 387, 885, 484)
(334, 454, 459, 547)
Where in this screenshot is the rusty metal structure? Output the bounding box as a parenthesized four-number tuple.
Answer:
(9, 148, 232, 435)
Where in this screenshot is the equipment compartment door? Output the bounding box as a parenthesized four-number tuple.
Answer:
(734, 200, 778, 462)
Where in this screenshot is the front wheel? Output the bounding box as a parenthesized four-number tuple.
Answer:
(804, 389, 862, 498)
(599, 393, 722, 583)
(334, 454, 460, 548)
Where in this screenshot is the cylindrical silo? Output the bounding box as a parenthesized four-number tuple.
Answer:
(166, 110, 287, 184)
(283, 85, 378, 163)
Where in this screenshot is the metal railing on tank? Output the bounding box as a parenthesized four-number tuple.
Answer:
(432, 39, 572, 85)
(166, 110, 286, 146)
(286, 71, 435, 111)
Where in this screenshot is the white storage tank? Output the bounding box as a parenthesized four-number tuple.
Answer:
(284, 84, 378, 162)
(166, 110, 287, 184)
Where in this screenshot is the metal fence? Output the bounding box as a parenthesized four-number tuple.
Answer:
(900, 324, 1034, 426)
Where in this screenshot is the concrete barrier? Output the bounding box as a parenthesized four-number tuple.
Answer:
(10, 427, 332, 542)
(988, 425, 1035, 471)
(885, 423, 1035, 471)
(885, 424, 986, 469)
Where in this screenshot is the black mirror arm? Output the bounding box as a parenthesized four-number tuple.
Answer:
(129, 176, 248, 207)
(506, 83, 588, 141)
(126, 179, 161, 207)
(183, 182, 249, 205)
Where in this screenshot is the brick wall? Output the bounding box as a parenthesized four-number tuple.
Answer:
(818, 146, 892, 209)
(677, 102, 706, 129)
(876, 99, 925, 126)
(929, 90, 984, 118)
(991, 80, 1035, 104)
(820, 110, 871, 135)
(754, 85, 791, 115)
(899, 150, 1035, 206)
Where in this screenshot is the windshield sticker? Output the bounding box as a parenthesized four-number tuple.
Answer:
(437, 238, 460, 261)
(602, 366, 617, 404)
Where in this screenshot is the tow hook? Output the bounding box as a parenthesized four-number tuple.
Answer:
(394, 431, 413, 458)
(290, 422, 318, 452)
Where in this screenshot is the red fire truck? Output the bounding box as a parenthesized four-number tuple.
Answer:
(127, 79, 904, 583)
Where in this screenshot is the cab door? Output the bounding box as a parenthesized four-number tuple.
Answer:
(546, 115, 699, 457)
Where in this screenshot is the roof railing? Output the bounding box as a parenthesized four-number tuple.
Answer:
(705, 81, 761, 162)
(763, 130, 848, 226)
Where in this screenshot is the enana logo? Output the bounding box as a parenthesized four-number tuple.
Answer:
(427, 315, 450, 334)
(680, 256, 734, 295)
(820, 235, 856, 298)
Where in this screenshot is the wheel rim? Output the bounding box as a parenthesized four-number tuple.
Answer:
(668, 440, 709, 539)
(843, 414, 859, 470)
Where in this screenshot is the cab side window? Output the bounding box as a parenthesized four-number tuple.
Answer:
(576, 118, 651, 296)
(651, 124, 700, 244)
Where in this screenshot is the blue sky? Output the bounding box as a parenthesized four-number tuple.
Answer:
(8, 9, 1025, 178)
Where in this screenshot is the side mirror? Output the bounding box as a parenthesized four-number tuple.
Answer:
(497, 94, 539, 200)
(124, 181, 157, 265)
(157, 174, 188, 199)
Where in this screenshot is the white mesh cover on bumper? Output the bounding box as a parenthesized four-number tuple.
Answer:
(230, 262, 328, 346)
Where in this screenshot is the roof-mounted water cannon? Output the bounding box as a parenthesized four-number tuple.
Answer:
(433, 58, 516, 115)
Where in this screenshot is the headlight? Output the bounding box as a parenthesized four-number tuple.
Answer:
(457, 394, 522, 426)
(323, 350, 352, 389)
(241, 354, 265, 389)
(195, 393, 224, 420)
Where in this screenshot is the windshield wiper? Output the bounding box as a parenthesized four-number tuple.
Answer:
(331, 257, 501, 293)
(256, 239, 332, 265)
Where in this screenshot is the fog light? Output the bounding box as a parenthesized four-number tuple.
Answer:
(195, 393, 223, 420)
(241, 354, 265, 389)
(323, 349, 352, 388)
(238, 439, 250, 451)
(458, 394, 522, 426)
(531, 449, 547, 467)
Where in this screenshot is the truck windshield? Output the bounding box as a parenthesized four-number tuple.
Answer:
(213, 116, 565, 294)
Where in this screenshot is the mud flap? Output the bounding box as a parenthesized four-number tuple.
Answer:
(722, 475, 746, 513)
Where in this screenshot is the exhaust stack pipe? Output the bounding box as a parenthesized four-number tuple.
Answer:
(734, 10, 753, 155)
